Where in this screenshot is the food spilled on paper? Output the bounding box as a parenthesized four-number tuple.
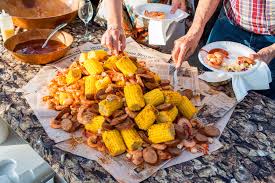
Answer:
(42, 49, 220, 166)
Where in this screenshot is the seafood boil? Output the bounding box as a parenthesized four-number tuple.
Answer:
(43, 50, 220, 166)
(144, 10, 166, 19)
(203, 48, 256, 72)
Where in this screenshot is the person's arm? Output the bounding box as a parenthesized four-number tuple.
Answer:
(101, 0, 126, 55)
(172, 0, 221, 68)
(106, 0, 122, 29)
(250, 43, 275, 64)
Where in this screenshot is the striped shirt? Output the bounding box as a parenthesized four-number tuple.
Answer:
(224, 0, 275, 35)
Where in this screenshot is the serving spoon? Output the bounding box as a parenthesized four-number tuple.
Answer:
(41, 23, 68, 49)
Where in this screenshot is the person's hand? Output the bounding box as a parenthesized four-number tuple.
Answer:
(172, 31, 202, 68)
(250, 44, 275, 65)
(171, 0, 187, 13)
(101, 27, 126, 55)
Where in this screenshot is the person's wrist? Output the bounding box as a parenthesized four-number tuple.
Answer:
(107, 23, 123, 31)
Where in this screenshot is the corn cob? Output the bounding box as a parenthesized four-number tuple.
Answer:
(59, 92, 70, 105)
(134, 105, 157, 130)
(88, 50, 108, 60)
(99, 95, 123, 117)
(79, 52, 88, 63)
(157, 106, 178, 123)
(120, 128, 143, 150)
(95, 76, 112, 91)
(124, 84, 145, 111)
(103, 55, 119, 70)
(177, 96, 197, 119)
(148, 123, 175, 143)
(85, 76, 97, 99)
(66, 68, 82, 85)
(102, 129, 126, 156)
(144, 89, 164, 106)
(115, 56, 137, 77)
(85, 115, 105, 133)
(83, 59, 104, 75)
(162, 91, 182, 106)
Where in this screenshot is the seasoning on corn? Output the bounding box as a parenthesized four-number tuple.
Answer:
(148, 123, 175, 144)
(83, 59, 104, 75)
(85, 115, 105, 133)
(95, 76, 112, 90)
(124, 84, 145, 111)
(115, 56, 137, 77)
(66, 68, 82, 85)
(85, 75, 97, 100)
(162, 91, 182, 106)
(134, 105, 157, 130)
(88, 50, 108, 60)
(120, 128, 143, 150)
(102, 129, 126, 156)
(144, 89, 164, 106)
(157, 106, 178, 123)
(116, 80, 126, 87)
(103, 55, 119, 70)
(99, 95, 123, 117)
(177, 96, 197, 119)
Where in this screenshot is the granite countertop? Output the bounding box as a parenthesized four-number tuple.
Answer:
(0, 19, 274, 183)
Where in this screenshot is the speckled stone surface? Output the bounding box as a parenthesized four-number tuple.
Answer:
(0, 20, 274, 183)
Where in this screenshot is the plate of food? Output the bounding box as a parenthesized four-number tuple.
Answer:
(198, 41, 261, 76)
(134, 3, 188, 21)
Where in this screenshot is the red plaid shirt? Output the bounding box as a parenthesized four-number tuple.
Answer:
(224, 0, 275, 35)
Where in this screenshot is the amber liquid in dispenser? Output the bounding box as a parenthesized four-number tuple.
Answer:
(14, 39, 66, 54)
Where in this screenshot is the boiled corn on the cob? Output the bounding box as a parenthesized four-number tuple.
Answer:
(120, 128, 143, 150)
(115, 56, 137, 77)
(103, 55, 119, 70)
(79, 52, 88, 63)
(144, 89, 164, 106)
(157, 106, 178, 123)
(99, 95, 123, 117)
(95, 76, 112, 90)
(162, 91, 182, 106)
(102, 130, 126, 156)
(84, 59, 104, 75)
(88, 50, 107, 60)
(148, 123, 175, 144)
(66, 68, 82, 85)
(134, 105, 157, 130)
(85, 115, 105, 133)
(177, 96, 197, 119)
(124, 84, 145, 111)
(85, 76, 97, 99)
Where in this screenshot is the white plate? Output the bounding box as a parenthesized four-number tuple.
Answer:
(198, 41, 261, 76)
(133, 3, 189, 21)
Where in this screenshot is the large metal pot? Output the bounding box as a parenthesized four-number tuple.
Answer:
(0, 0, 79, 29)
